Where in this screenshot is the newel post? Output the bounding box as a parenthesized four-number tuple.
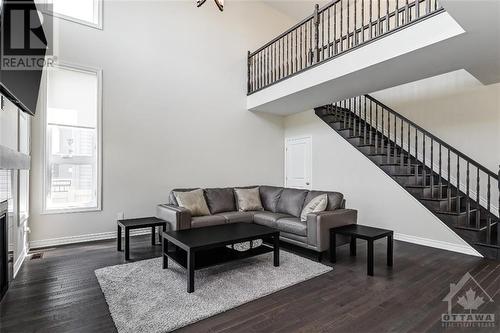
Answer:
(314, 4, 320, 64)
(247, 50, 251, 94)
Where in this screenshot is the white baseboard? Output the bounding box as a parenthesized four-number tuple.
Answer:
(13, 247, 28, 278)
(394, 232, 482, 257)
(29, 229, 153, 249)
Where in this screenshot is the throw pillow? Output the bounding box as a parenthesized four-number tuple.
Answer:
(234, 187, 264, 212)
(173, 189, 211, 217)
(300, 194, 328, 222)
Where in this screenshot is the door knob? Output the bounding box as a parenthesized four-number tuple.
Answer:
(306, 182, 310, 185)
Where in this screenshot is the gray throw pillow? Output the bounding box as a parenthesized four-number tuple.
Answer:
(300, 194, 328, 222)
(173, 189, 211, 217)
(234, 187, 264, 212)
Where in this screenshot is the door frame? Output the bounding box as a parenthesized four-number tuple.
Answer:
(284, 135, 312, 189)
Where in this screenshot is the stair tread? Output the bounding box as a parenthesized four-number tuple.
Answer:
(434, 209, 478, 216)
(455, 220, 498, 232)
(405, 184, 447, 188)
(419, 196, 460, 202)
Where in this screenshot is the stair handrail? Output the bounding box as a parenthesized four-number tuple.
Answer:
(364, 94, 498, 179)
(247, 0, 444, 94)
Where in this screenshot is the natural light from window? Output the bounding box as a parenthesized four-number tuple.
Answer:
(44, 65, 101, 212)
(49, 0, 101, 27)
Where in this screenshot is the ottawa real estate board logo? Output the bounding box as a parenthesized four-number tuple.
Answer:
(1, 0, 54, 71)
(442, 272, 496, 328)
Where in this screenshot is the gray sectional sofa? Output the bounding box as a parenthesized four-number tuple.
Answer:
(156, 186, 357, 254)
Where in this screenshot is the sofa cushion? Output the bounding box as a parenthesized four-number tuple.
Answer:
(191, 215, 226, 228)
(205, 188, 236, 214)
(173, 189, 210, 216)
(253, 212, 289, 228)
(259, 186, 284, 212)
(234, 187, 264, 211)
(168, 188, 198, 205)
(276, 188, 308, 218)
(214, 211, 255, 224)
(304, 190, 344, 211)
(300, 194, 328, 222)
(276, 217, 307, 236)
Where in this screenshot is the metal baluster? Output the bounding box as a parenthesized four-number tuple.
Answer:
(328, 7, 331, 57)
(386, 0, 390, 32)
(347, 0, 350, 48)
(369, 0, 373, 39)
(415, 129, 418, 184)
(487, 176, 491, 243)
(415, 0, 420, 18)
(340, 0, 344, 52)
(427, 0, 431, 14)
(295, 29, 298, 73)
(405, 0, 409, 23)
(393, 114, 398, 164)
(396, 0, 400, 27)
(456, 156, 460, 215)
(375, 103, 379, 154)
(354, 0, 357, 45)
(321, 10, 325, 60)
(377, 0, 381, 36)
(400, 116, 404, 167)
(438, 143, 442, 199)
(422, 133, 426, 185)
(343, 99, 347, 129)
(334, 3, 337, 54)
(466, 162, 470, 224)
(386, 109, 390, 163)
(447, 149, 451, 211)
(362, 0, 365, 43)
(407, 122, 411, 174)
(364, 97, 368, 145)
(430, 138, 434, 196)
(369, 98, 373, 145)
(300, 26, 303, 70)
(381, 105, 385, 154)
(475, 169, 481, 229)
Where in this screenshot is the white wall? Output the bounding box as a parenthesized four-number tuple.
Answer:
(29, 1, 293, 244)
(284, 111, 481, 257)
(372, 70, 500, 173)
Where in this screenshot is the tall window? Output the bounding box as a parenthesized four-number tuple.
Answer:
(43, 64, 102, 213)
(47, 0, 102, 29)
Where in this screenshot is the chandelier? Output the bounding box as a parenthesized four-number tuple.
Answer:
(197, 0, 224, 12)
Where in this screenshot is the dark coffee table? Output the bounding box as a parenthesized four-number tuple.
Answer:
(162, 223, 280, 293)
(117, 217, 167, 260)
(330, 224, 393, 276)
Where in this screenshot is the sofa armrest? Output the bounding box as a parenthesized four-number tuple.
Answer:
(156, 204, 192, 231)
(306, 209, 358, 251)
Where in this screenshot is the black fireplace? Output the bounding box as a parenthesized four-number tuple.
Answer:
(0, 200, 11, 301)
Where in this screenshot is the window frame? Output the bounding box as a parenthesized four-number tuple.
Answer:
(42, 0, 103, 30)
(41, 62, 103, 215)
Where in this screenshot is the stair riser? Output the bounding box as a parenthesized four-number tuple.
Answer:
(406, 186, 448, 198)
(393, 175, 435, 186)
(369, 155, 414, 165)
(380, 164, 426, 175)
(421, 199, 459, 212)
(358, 145, 401, 155)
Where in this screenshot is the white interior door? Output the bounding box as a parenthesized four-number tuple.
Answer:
(285, 136, 312, 189)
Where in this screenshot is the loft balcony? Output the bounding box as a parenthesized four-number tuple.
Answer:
(246, 0, 500, 115)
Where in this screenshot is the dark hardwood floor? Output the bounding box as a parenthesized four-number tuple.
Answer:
(1, 235, 499, 332)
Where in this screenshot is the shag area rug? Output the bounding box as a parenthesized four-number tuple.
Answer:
(95, 251, 332, 332)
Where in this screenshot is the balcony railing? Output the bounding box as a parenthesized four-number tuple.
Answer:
(247, 0, 444, 95)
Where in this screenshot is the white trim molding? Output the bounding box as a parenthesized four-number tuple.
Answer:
(13, 246, 28, 278)
(394, 232, 483, 257)
(29, 229, 153, 249)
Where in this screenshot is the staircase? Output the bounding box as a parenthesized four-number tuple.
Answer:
(315, 95, 500, 260)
